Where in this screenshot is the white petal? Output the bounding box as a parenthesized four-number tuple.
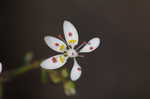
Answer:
(44, 36, 67, 53)
(0, 62, 2, 73)
(40, 54, 68, 69)
(79, 37, 100, 53)
(70, 59, 82, 81)
(63, 20, 79, 48)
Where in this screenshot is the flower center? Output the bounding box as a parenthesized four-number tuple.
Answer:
(66, 49, 78, 58)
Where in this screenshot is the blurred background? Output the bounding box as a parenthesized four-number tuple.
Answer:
(1, 0, 150, 99)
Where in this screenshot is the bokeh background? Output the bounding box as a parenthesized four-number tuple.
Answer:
(1, 0, 150, 99)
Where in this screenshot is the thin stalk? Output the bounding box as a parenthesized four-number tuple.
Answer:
(0, 61, 41, 82)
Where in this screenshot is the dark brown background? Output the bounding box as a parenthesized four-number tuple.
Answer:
(1, 0, 150, 99)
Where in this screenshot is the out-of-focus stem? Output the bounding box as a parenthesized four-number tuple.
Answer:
(0, 82, 3, 99)
(12, 61, 40, 76)
(0, 61, 41, 82)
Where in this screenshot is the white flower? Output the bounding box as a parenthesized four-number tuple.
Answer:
(40, 20, 101, 81)
(0, 62, 2, 73)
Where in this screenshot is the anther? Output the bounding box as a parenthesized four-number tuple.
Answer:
(58, 34, 71, 49)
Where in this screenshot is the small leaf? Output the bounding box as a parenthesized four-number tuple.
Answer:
(24, 52, 34, 64)
(41, 69, 48, 84)
(49, 71, 62, 84)
(64, 81, 76, 96)
(61, 68, 69, 78)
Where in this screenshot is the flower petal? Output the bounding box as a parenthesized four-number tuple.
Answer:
(70, 59, 82, 81)
(44, 36, 67, 53)
(40, 54, 68, 69)
(79, 37, 100, 53)
(63, 20, 79, 48)
(0, 62, 2, 73)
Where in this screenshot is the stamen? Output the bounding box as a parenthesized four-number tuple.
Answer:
(76, 41, 87, 51)
(58, 34, 63, 39)
(64, 53, 68, 57)
(58, 34, 66, 43)
(57, 34, 71, 49)
(78, 55, 84, 58)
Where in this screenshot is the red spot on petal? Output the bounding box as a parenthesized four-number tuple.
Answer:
(77, 67, 81, 71)
(90, 47, 94, 50)
(52, 57, 57, 63)
(68, 32, 72, 37)
(55, 43, 59, 46)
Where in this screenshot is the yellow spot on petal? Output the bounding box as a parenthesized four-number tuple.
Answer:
(59, 56, 65, 63)
(68, 40, 77, 44)
(59, 45, 65, 51)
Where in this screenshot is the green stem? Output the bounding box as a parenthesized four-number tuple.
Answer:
(12, 61, 40, 77)
(0, 61, 41, 82)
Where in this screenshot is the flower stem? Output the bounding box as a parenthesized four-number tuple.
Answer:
(0, 61, 41, 82)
